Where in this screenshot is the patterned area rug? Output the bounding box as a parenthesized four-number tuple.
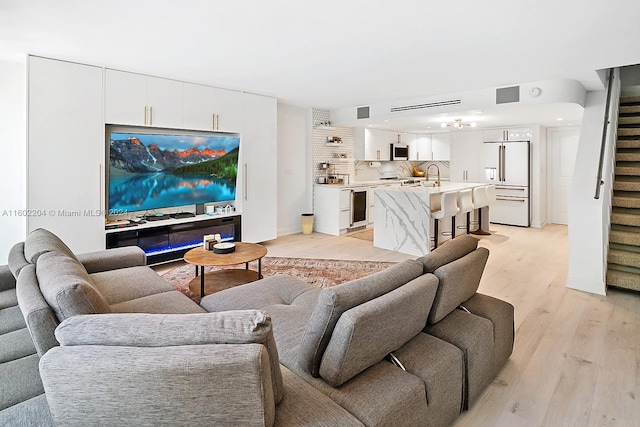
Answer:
(162, 257, 396, 303)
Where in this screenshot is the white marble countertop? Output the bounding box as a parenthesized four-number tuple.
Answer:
(374, 181, 485, 195)
(314, 177, 452, 189)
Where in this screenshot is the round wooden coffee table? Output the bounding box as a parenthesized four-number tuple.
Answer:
(183, 242, 267, 298)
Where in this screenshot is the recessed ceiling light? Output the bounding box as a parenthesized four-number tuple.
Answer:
(384, 120, 389, 122)
(556, 118, 563, 121)
(472, 110, 483, 114)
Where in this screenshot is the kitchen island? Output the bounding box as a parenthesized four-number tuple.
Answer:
(374, 182, 489, 256)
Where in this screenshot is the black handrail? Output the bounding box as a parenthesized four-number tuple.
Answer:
(594, 68, 615, 200)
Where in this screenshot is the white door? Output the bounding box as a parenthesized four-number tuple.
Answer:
(449, 132, 467, 181)
(213, 87, 243, 132)
(28, 57, 105, 253)
(241, 93, 277, 243)
(431, 133, 451, 160)
(550, 128, 580, 224)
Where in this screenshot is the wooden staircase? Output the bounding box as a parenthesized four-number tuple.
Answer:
(607, 95, 640, 291)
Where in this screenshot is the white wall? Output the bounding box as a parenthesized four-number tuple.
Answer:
(567, 70, 620, 295)
(0, 59, 27, 264)
(276, 102, 312, 235)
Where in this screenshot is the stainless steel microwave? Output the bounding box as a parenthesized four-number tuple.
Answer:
(390, 143, 409, 160)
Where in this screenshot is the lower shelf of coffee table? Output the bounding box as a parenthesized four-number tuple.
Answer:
(188, 269, 260, 296)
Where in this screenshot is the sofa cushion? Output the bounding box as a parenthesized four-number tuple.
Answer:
(0, 328, 37, 363)
(36, 251, 111, 322)
(55, 310, 283, 404)
(319, 273, 438, 386)
(0, 305, 26, 335)
(417, 234, 479, 273)
(109, 291, 206, 314)
(90, 266, 175, 305)
(24, 228, 79, 265)
(428, 248, 489, 324)
(0, 395, 55, 427)
(0, 289, 18, 310)
(0, 354, 44, 411)
(298, 258, 424, 376)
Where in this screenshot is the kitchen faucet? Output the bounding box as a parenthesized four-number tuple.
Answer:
(426, 164, 441, 187)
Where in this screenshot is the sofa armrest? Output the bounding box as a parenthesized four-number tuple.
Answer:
(76, 246, 146, 273)
(0, 265, 16, 293)
(41, 343, 276, 426)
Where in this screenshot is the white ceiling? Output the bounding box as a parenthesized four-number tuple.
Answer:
(1, 0, 639, 130)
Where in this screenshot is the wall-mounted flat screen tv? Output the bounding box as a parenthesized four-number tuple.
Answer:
(107, 126, 240, 214)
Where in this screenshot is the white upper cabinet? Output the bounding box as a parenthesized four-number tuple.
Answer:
(354, 128, 392, 161)
(431, 133, 451, 161)
(484, 127, 532, 141)
(105, 69, 183, 128)
(105, 70, 148, 126)
(412, 134, 432, 161)
(183, 83, 243, 132)
(146, 76, 184, 128)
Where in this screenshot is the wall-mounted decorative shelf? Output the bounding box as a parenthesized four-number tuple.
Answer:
(325, 142, 344, 146)
(315, 125, 338, 131)
(330, 158, 354, 162)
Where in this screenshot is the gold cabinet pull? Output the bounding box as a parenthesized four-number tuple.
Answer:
(144, 106, 147, 125)
(149, 106, 153, 126)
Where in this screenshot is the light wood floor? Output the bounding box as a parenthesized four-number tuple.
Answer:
(261, 224, 640, 427)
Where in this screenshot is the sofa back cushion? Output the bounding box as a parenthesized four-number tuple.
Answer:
(298, 259, 424, 376)
(55, 310, 284, 404)
(24, 228, 79, 265)
(319, 273, 438, 386)
(36, 251, 111, 322)
(417, 234, 478, 273)
(427, 247, 489, 324)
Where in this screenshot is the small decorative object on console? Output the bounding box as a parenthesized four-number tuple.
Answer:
(203, 234, 222, 250)
(213, 242, 236, 254)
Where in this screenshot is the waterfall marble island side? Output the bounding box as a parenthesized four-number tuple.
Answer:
(374, 182, 489, 256)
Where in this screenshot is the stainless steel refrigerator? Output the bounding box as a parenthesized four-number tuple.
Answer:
(481, 140, 530, 226)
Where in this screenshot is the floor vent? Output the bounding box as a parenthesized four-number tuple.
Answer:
(390, 98, 462, 113)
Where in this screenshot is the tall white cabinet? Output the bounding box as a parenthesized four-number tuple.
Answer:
(28, 57, 105, 253)
(449, 130, 483, 181)
(240, 93, 278, 243)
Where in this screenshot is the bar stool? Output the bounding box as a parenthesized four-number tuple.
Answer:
(456, 189, 474, 235)
(470, 185, 490, 236)
(431, 191, 459, 249)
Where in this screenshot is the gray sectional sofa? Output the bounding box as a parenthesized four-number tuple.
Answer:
(1, 228, 514, 426)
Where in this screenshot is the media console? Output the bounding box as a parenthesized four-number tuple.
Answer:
(106, 214, 241, 265)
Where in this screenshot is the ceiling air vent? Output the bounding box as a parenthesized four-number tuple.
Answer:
(496, 86, 520, 104)
(390, 98, 462, 113)
(357, 106, 370, 119)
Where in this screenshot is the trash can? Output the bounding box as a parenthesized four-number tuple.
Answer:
(301, 213, 314, 235)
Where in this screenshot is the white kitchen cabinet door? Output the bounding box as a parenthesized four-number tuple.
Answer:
(431, 133, 451, 161)
(449, 132, 467, 181)
(28, 56, 105, 253)
(465, 130, 483, 181)
(212, 87, 243, 132)
(105, 69, 147, 125)
(146, 76, 183, 128)
(483, 129, 506, 142)
(183, 82, 216, 131)
(354, 128, 391, 161)
(240, 92, 277, 243)
(413, 135, 432, 160)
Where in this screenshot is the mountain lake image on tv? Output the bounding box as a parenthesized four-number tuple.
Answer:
(108, 131, 240, 213)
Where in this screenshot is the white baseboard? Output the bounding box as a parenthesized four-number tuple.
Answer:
(566, 276, 606, 296)
(277, 225, 303, 237)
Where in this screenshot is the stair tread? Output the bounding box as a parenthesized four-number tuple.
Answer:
(619, 116, 640, 125)
(606, 269, 640, 291)
(621, 95, 640, 104)
(620, 105, 640, 114)
(608, 248, 640, 268)
(617, 140, 640, 149)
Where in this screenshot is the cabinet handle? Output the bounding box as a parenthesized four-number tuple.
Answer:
(144, 106, 147, 125)
(417, 151, 419, 160)
(149, 106, 153, 126)
(377, 150, 380, 160)
(244, 163, 248, 201)
(212, 113, 215, 130)
(99, 163, 103, 211)
(216, 114, 220, 130)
